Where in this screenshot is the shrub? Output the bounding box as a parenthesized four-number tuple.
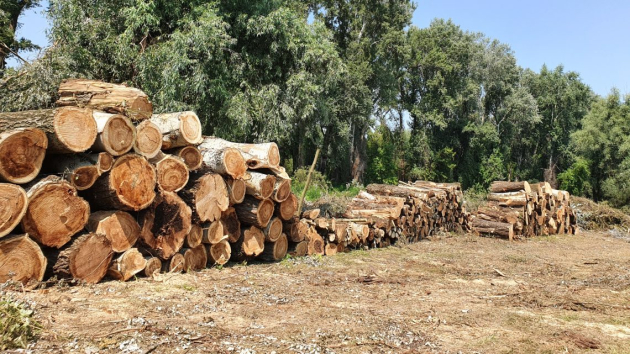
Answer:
(0, 296, 41, 350)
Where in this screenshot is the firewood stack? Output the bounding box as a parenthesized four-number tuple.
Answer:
(0, 79, 297, 285)
(295, 181, 471, 255)
(472, 181, 578, 240)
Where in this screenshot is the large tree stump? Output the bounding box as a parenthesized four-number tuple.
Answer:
(0, 128, 47, 184)
(138, 190, 192, 260)
(181, 245, 207, 272)
(51, 233, 113, 284)
(221, 207, 241, 243)
(91, 112, 136, 156)
(57, 79, 153, 120)
(0, 183, 28, 238)
(230, 226, 264, 261)
(235, 196, 274, 228)
(275, 193, 297, 221)
(259, 233, 288, 262)
(87, 210, 140, 253)
(85, 154, 156, 211)
(150, 111, 203, 149)
(200, 136, 280, 170)
(43, 152, 113, 191)
(0, 107, 97, 153)
(150, 151, 189, 192)
(197, 140, 247, 179)
(0, 234, 46, 284)
(206, 240, 231, 266)
(180, 173, 229, 223)
(170, 145, 203, 171)
(21, 176, 90, 248)
(226, 178, 246, 205)
(244, 171, 275, 200)
(133, 120, 162, 158)
(107, 248, 147, 281)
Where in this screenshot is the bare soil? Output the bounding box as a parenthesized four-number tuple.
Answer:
(5, 231, 630, 353)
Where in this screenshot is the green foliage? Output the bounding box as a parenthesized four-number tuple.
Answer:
(291, 167, 330, 202)
(558, 158, 591, 197)
(365, 125, 399, 185)
(0, 296, 41, 350)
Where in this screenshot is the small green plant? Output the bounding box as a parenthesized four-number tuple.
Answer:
(215, 264, 224, 271)
(0, 297, 41, 350)
(280, 254, 293, 267)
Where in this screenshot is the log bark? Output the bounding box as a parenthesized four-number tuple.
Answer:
(234, 196, 274, 228)
(44, 152, 114, 191)
(263, 217, 283, 242)
(0, 128, 47, 184)
(282, 219, 301, 242)
(197, 141, 247, 179)
(185, 224, 203, 248)
(487, 192, 528, 207)
(170, 145, 203, 171)
(57, 79, 153, 120)
(366, 184, 431, 200)
(150, 151, 189, 192)
(200, 136, 280, 170)
(199, 221, 224, 245)
(85, 154, 156, 211)
(181, 245, 207, 272)
(179, 173, 229, 223)
(133, 120, 162, 158)
(275, 193, 297, 221)
(0, 107, 97, 153)
(87, 210, 140, 253)
(472, 218, 514, 240)
(272, 178, 291, 203)
(162, 253, 185, 273)
(0, 234, 46, 284)
(226, 178, 246, 205)
(21, 176, 90, 248)
(142, 256, 162, 277)
(260, 233, 288, 262)
(107, 248, 146, 281)
(244, 171, 275, 200)
(0, 183, 28, 238)
(150, 111, 203, 149)
(91, 112, 136, 156)
(138, 190, 192, 260)
(221, 207, 241, 243)
(490, 181, 531, 194)
(51, 233, 113, 283)
(206, 240, 231, 266)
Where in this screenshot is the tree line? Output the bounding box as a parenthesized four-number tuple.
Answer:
(1, 0, 628, 208)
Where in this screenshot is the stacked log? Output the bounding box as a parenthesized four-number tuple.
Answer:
(471, 181, 578, 239)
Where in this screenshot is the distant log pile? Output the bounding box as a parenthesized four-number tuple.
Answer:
(472, 181, 578, 240)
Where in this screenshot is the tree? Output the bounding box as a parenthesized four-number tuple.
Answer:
(0, 0, 41, 75)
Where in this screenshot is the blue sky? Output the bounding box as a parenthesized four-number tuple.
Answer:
(9, 0, 630, 96)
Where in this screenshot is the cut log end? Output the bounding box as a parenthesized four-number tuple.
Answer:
(186, 173, 229, 223)
(54, 107, 98, 152)
(134, 120, 162, 158)
(108, 248, 147, 281)
(202, 221, 225, 245)
(96, 114, 136, 156)
(87, 210, 140, 253)
(142, 257, 162, 278)
(163, 253, 185, 273)
(69, 165, 100, 191)
(0, 128, 48, 184)
(96, 152, 114, 172)
(226, 178, 246, 205)
(221, 207, 241, 243)
(242, 226, 265, 257)
(185, 224, 203, 248)
(260, 233, 288, 262)
(96, 154, 156, 211)
(0, 234, 46, 284)
(223, 148, 247, 179)
(0, 183, 28, 238)
(207, 240, 231, 266)
(182, 245, 207, 272)
(155, 155, 189, 192)
(263, 217, 283, 242)
(276, 194, 297, 221)
(272, 179, 291, 203)
(177, 112, 203, 146)
(172, 145, 203, 171)
(53, 233, 113, 284)
(245, 172, 275, 200)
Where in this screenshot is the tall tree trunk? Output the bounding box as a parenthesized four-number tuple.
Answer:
(351, 124, 367, 183)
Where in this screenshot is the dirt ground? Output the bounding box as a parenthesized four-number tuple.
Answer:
(4, 230, 630, 353)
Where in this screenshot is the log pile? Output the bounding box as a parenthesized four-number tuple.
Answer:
(472, 181, 578, 240)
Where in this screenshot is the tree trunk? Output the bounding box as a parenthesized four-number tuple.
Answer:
(107, 248, 147, 281)
(150, 111, 203, 149)
(51, 233, 113, 284)
(245, 171, 275, 200)
(0, 183, 28, 238)
(91, 112, 136, 156)
(259, 233, 288, 262)
(185, 224, 203, 248)
(142, 256, 162, 278)
(149, 151, 189, 192)
(138, 190, 192, 260)
(181, 245, 207, 272)
(0, 234, 47, 284)
(21, 176, 90, 248)
(0, 107, 97, 153)
(487, 192, 528, 207)
(170, 145, 203, 171)
(230, 226, 265, 261)
(199, 136, 280, 170)
(263, 217, 283, 242)
(201, 221, 225, 245)
(275, 193, 297, 221)
(272, 178, 291, 203)
(206, 240, 231, 266)
(87, 210, 140, 253)
(234, 196, 274, 228)
(490, 181, 531, 194)
(133, 120, 162, 158)
(221, 207, 241, 243)
(179, 173, 229, 223)
(0, 128, 47, 184)
(57, 79, 153, 120)
(366, 184, 430, 200)
(84, 154, 156, 211)
(472, 218, 514, 240)
(197, 142, 247, 179)
(226, 177, 246, 205)
(162, 253, 185, 273)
